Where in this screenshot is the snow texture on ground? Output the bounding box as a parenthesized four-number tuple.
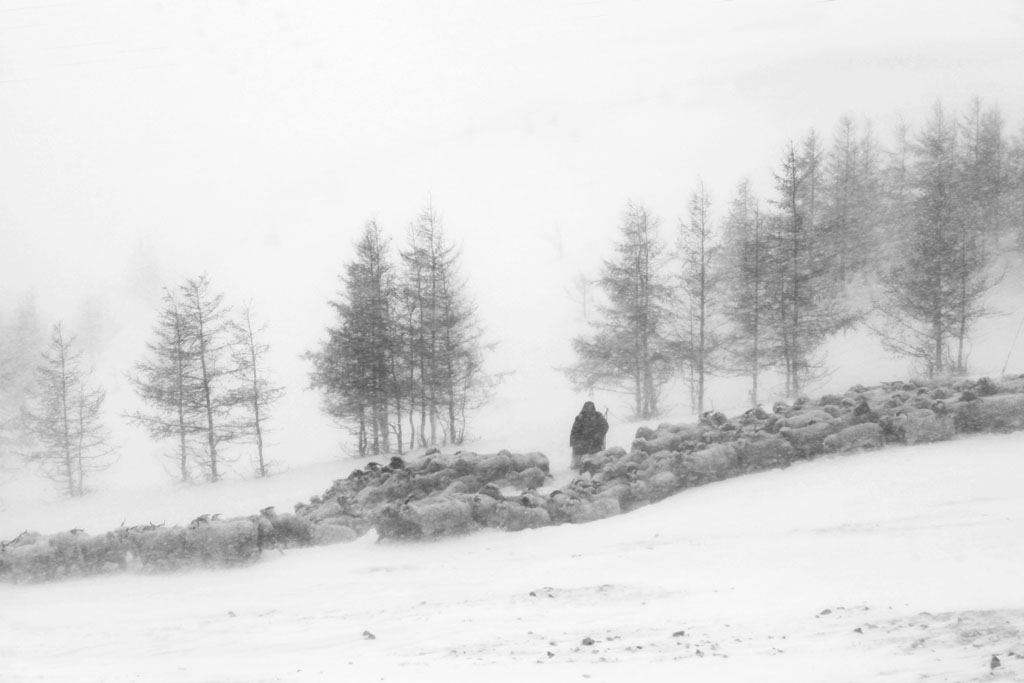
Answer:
(3, 433, 1024, 682)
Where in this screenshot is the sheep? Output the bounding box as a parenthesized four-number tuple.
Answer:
(954, 393, 1024, 433)
(186, 517, 261, 565)
(311, 521, 360, 545)
(508, 451, 551, 475)
(121, 524, 190, 570)
(485, 500, 551, 531)
(470, 493, 501, 525)
(578, 449, 614, 474)
(778, 422, 836, 458)
(733, 434, 797, 471)
(644, 471, 680, 501)
(400, 495, 476, 538)
(373, 503, 424, 541)
(300, 496, 349, 523)
(79, 530, 129, 574)
(678, 443, 739, 484)
(566, 496, 621, 524)
(507, 466, 547, 490)
(822, 423, 885, 453)
(47, 530, 87, 576)
(442, 474, 484, 496)
(893, 408, 954, 445)
(632, 428, 701, 455)
(1, 537, 58, 583)
(471, 452, 513, 481)
(260, 507, 314, 548)
(777, 410, 834, 430)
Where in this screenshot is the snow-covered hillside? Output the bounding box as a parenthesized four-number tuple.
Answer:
(4, 433, 1024, 683)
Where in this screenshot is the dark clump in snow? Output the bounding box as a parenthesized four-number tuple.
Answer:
(4, 375, 1024, 584)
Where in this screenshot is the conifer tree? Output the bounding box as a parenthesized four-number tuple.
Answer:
(874, 102, 1000, 376)
(769, 134, 852, 395)
(676, 182, 721, 414)
(720, 179, 779, 404)
(233, 302, 285, 477)
(178, 275, 243, 481)
(308, 221, 400, 455)
(128, 275, 244, 482)
(24, 323, 115, 496)
(568, 201, 674, 418)
(126, 289, 200, 482)
(399, 205, 484, 445)
(309, 212, 487, 453)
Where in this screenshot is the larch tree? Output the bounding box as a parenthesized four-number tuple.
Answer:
(676, 181, 722, 414)
(822, 115, 880, 283)
(309, 212, 487, 454)
(233, 302, 285, 477)
(568, 201, 674, 419)
(308, 221, 401, 456)
(24, 323, 115, 496)
(126, 288, 203, 482)
(128, 275, 244, 482)
(399, 205, 485, 446)
(720, 179, 778, 405)
(769, 134, 852, 396)
(958, 98, 1009, 251)
(874, 101, 999, 376)
(1010, 122, 1024, 248)
(179, 275, 246, 481)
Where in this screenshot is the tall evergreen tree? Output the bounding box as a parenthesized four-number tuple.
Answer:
(768, 135, 850, 395)
(399, 205, 484, 446)
(309, 213, 487, 453)
(958, 98, 1008, 251)
(822, 115, 880, 283)
(568, 201, 674, 418)
(720, 179, 779, 404)
(874, 102, 999, 376)
(24, 323, 115, 496)
(308, 221, 401, 455)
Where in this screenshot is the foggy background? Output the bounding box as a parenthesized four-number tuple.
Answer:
(2, 0, 1023, 492)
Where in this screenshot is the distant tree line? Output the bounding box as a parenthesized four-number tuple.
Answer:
(306, 204, 488, 457)
(570, 98, 1024, 418)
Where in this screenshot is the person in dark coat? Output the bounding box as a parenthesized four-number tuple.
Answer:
(570, 401, 609, 469)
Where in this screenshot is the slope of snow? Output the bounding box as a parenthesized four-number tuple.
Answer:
(4, 433, 1024, 682)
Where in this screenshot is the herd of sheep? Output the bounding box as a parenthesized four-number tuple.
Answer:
(3, 374, 1024, 583)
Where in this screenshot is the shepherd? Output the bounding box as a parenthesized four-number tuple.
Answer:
(570, 401, 609, 470)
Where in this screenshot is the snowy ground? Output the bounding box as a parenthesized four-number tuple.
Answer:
(3, 432, 1024, 683)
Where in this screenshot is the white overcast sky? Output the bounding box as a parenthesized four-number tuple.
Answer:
(1, 0, 1023, 477)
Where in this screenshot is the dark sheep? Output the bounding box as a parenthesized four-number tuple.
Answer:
(260, 507, 314, 548)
